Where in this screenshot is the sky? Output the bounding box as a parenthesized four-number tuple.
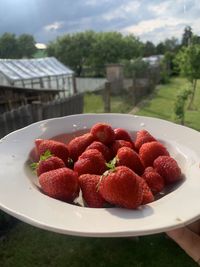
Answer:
(0, 0, 199, 44)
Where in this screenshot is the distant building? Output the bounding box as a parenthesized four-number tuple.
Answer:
(0, 57, 75, 95)
(142, 55, 164, 67)
(0, 57, 76, 111)
(35, 43, 47, 50)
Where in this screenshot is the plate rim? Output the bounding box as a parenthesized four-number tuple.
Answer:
(0, 113, 200, 237)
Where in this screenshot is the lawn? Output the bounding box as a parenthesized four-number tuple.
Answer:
(84, 91, 134, 114)
(0, 223, 196, 267)
(84, 77, 200, 132)
(134, 77, 200, 131)
(0, 77, 199, 267)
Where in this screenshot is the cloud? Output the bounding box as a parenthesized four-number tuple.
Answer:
(122, 0, 200, 43)
(102, 1, 140, 21)
(0, 0, 200, 44)
(122, 17, 187, 43)
(44, 21, 64, 32)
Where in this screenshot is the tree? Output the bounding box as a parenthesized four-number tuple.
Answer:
(122, 35, 143, 60)
(164, 37, 180, 52)
(191, 34, 200, 45)
(17, 34, 36, 58)
(143, 41, 156, 57)
(156, 42, 165, 54)
(181, 26, 193, 47)
(47, 31, 142, 76)
(123, 58, 150, 78)
(175, 44, 200, 108)
(0, 33, 19, 58)
(91, 32, 124, 67)
(47, 31, 96, 76)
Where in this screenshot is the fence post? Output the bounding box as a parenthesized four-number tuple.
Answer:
(0, 114, 7, 138)
(103, 82, 111, 113)
(31, 101, 43, 122)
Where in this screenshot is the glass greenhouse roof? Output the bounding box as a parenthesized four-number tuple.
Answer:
(0, 57, 74, 81)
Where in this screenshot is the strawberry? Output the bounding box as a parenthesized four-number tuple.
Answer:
(135, 130, 156, 151)
(85, 141, 112, 162)
(116, 147, 144, 175)
(139, 178, 154, 205)
(67, 133, 94, 162)
(142, 167, 165, 194)
(99, 166, 143, 209)
(74, 149, 107, 176)
(35, 139, 69, 165)
(79, 174, 107, 208)
(39, 167, 79, 202)
(153, 156, 182, 184)
(114, 128, 132, 142)
(32, 150, 66, 176)
(90, 123, 115, 145)
(29, 147, 40, 162)
(139, 141, 169, 167)
(110, 139, 134, 157)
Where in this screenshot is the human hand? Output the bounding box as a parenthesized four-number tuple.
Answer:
(167, 220, 200, 264)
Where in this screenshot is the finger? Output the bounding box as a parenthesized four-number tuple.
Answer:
(187, 221, 200, 235)
(167, 227, 200, 263)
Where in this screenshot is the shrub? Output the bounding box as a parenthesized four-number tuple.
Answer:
(174, 88, 192, 124)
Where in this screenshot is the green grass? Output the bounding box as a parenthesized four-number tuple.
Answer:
(134, 77, 200, 131)
(0, 77, 199, 267)
(0, 223, 196, 267)
(84, 91, 133, 114)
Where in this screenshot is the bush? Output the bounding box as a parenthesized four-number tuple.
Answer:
(174, 88, 192, 124)
(123, 58, 150, 78)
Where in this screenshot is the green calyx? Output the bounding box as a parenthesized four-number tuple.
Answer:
(105, 157, 118, 171)
(96, 157, 118, 192)
(39, 150, 53, 161)
(30, 150, 53, 171)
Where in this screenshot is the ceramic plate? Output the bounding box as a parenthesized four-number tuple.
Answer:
(0, 113, 200, 237)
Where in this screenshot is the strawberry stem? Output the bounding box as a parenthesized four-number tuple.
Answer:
(39, 150, 53, 161)
(106, 156, 118, 170)
(30, 150, 53, 173)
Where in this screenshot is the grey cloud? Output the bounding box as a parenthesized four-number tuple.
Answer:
(0, 0, 199, 43)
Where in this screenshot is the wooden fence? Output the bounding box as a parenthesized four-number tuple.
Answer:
(127, 78, 155, 105)
(0, 93, 84, 138)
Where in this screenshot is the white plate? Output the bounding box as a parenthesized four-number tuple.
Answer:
(0, 113, 200, 237)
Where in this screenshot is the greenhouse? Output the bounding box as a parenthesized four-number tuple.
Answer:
(0, 57, 76, 96)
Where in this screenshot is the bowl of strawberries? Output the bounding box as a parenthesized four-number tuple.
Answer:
(0, 113, 199, 237)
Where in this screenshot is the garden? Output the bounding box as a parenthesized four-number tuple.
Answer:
(0, 25, 200, 267)
(0, 76, 199, 267)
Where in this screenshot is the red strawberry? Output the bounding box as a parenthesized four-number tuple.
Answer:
(85, 141, 112, 162)
(153, 156, 182, 184)
(90, 123, 115, 145)
(142, 167, 165, 194)
(99, 166, 143, 209)
(68, 133, 94, 162)
(139, 178, 154, 205)
(114, 128, 132, 142)
(29, 147, 40, 162)
(35, 139, 69, 165)
(135, 130, 156, 151)
(110, 139, 134, 157)
(39, 167, 79, 202)
(139, 141, 169, 167)
(79, 174, 107, 208)
(36, 155, 65, 176)
(116, 147, 144, 175)
(74, 149, 107, 176)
